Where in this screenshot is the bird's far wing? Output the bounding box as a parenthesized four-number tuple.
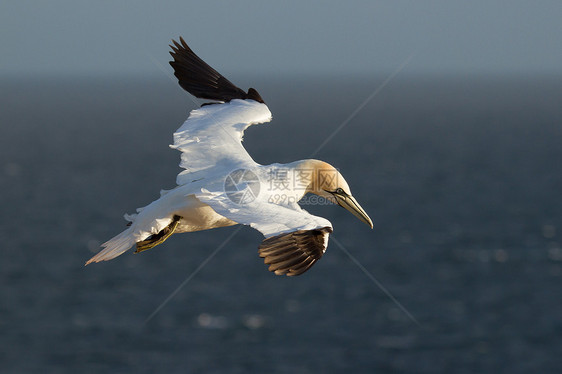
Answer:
(196, 190, 333, 276)
(168, 37, 272, 185)
(171, 100, 272, 185)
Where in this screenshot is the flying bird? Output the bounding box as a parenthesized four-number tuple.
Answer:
(86, 37, 373, 276)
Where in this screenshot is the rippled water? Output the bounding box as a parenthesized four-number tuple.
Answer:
(1, 74, 561, 373)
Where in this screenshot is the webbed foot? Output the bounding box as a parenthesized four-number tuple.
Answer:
(134, 215, 182, 253)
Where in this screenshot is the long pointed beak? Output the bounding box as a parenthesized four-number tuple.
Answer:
(334, 194, 373, 229)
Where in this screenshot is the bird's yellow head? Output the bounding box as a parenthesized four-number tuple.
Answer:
(302, 160, 373, 229)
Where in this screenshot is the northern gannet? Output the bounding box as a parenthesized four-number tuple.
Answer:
(86, 37, 373, 276)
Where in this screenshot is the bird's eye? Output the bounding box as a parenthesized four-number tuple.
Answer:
(335, 188, 344, 195)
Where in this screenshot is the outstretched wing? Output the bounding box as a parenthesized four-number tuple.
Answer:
(195, 190, 333, 276)
(168, 37, 272, 185)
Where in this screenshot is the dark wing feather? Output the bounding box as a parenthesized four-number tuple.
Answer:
(169, 37, 264, 104)
(258, 227, 332, 276)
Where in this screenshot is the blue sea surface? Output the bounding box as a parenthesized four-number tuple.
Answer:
(0, 74, 561, 373)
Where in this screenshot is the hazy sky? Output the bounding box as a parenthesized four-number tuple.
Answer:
(1, 1, 561, 76)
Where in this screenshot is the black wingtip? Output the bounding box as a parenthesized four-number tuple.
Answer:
(169, 37, 265, 104)
(258, 227, 332, 276)
(247, 88, 265, 104)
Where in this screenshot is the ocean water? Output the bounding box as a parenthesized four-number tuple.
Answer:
(0, 73, 561, 373)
